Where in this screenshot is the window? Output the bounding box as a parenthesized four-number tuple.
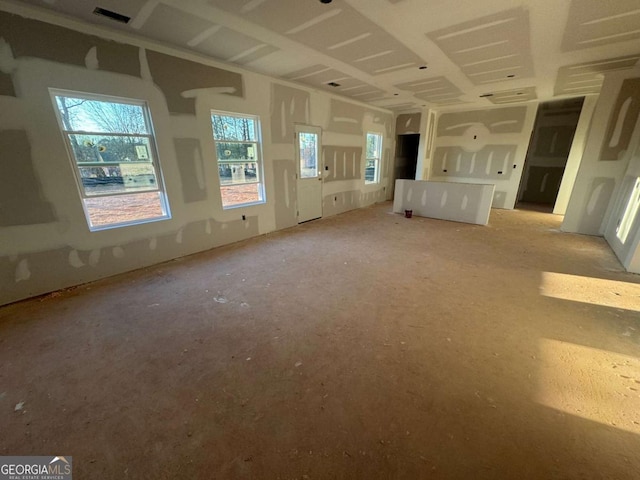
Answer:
(365, 132, 383, 184)
(210, 111, 264, 208)
(52, 91, 170, 230)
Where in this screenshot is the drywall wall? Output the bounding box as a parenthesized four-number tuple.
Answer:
(518, 98, 584, 206)
(393, 180, 494, 225)
(0, 6, 393, 306)
(553, 96, 598, 215)
(562, 69, 640, 235)
(603, 113, 640, 273)
(429, 104, 537, 209)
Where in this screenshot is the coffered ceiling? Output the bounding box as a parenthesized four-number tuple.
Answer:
(6, 0, 640, 111)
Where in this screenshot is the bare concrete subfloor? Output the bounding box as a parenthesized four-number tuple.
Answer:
(1, 202, 640, 479)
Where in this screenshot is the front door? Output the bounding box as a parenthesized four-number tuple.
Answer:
(295, 125, 322, 223)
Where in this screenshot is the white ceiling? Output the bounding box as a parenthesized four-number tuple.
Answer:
(11, 0, 640, 111)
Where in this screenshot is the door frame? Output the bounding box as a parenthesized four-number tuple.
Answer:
(294, 124, 323, 223)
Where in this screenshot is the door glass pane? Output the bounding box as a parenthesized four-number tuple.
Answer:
(299, 132, 318, 178)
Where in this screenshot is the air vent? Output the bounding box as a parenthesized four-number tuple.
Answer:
(327, 82, 341, 87)
(93, 7, 131, 24)
(479, 93, 494, 98)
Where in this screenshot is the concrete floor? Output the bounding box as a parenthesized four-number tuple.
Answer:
(1, 202, 639, 479)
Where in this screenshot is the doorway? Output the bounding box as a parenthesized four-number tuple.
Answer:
(295, 124, 322, 223)
(394, 133, 419, 181)
(517, 98, 585, 210)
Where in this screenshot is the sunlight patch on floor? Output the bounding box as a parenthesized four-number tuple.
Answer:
(535, 338, 640, 434)
(540, 271, 640, 311)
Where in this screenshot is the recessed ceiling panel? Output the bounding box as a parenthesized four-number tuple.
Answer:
(395, 76, 463, 105)
(195, 27, 278, 65)
(208, 0, 425, 75)
(554, 54, 640, 96)
(562, 0, 640, 51)
(139, 4, 215, 46)
(426, 7, 534, 85)
(486, 86, 537, 104)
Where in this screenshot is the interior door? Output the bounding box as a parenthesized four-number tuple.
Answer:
(295, 125, 322, 223)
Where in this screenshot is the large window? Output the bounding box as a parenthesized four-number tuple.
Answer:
(210, 111, 264, 208)
(52, 91, 170, 230)
(365, 132, 383, 184)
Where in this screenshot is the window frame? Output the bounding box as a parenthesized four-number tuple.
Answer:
(365, 132, 383, 184)
(210, 109, 266, 209)
(50, 89, 171, 231)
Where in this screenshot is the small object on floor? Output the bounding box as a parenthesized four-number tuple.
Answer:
(405, 209, 413, 218)
(14, 402, 25, 412)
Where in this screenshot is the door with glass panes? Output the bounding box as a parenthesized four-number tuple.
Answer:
(295, 125, 322, 223)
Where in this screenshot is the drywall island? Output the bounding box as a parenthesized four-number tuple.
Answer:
(393, 179, 495, 225)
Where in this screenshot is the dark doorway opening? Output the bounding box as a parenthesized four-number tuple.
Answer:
(517, 97, 584, 210)
(395, 134, 419, 181)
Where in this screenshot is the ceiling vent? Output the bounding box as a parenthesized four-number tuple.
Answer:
(327, 82, 341, 87)
(93, 7, 131, 24)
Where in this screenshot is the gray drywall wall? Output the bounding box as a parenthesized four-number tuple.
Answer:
(603, 117, 640, 272)
(600, 78, 640, 162)
(562, 70, 640, 235)
(272, 159, 297, 230)
(518, 98, 584, 207)
(0, 7, 393, 306)
(396, 113, 421, 135)
(327, 99, 364, 135)
(429, 104, 536, 209)
(146, 50, 243, 115)
(174, 138, 207, 203)
(323, 146, 362, 182)
(0, 129, 57, 226)
(0, 72, 15, 96)
(270, 84, 310, 144)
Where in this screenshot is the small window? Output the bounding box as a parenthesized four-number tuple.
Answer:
(52, 91, 170, 230)
(365, 132, 383, 184)
(210, 111, 265, 208)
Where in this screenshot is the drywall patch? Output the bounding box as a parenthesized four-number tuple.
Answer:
(0, 72, 15, 96)
(88, 249, 101, 267)
(15, 258, 30, 282)
(174, 138, 207, 203)
(327, 99, 364, 135)
(271, 84, 310, 144)
(272, 159, 297, 230)
(426, 7, 534, 85)
(323, 146, 362, 182)
(0, 12, 140, 77)
(396, 113, 421, 135)
(561, 0, 640, 51)
(434, 145, 517, 180)
(323, 190, 360, 217)
(437, 106, 527, 136)
(600, 77, 640, 161)
(492, 191, 509, 209)
(0, 130, 57, 226)
(146, 50, 243, 115)
(521, 167, 565, 203)
(579, 178, 615, 232)
(68, 250, 85, 268)
(554, 55, 640, 96)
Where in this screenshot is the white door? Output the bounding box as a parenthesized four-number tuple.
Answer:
(295, 125, 323, 223)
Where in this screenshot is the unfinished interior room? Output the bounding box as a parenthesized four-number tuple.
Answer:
(1, 0, 640, 478)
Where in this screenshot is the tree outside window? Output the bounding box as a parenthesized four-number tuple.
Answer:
(211, 111, 265, 208)
(365, 132, 383, 184)
(52, 91, 170, 230)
